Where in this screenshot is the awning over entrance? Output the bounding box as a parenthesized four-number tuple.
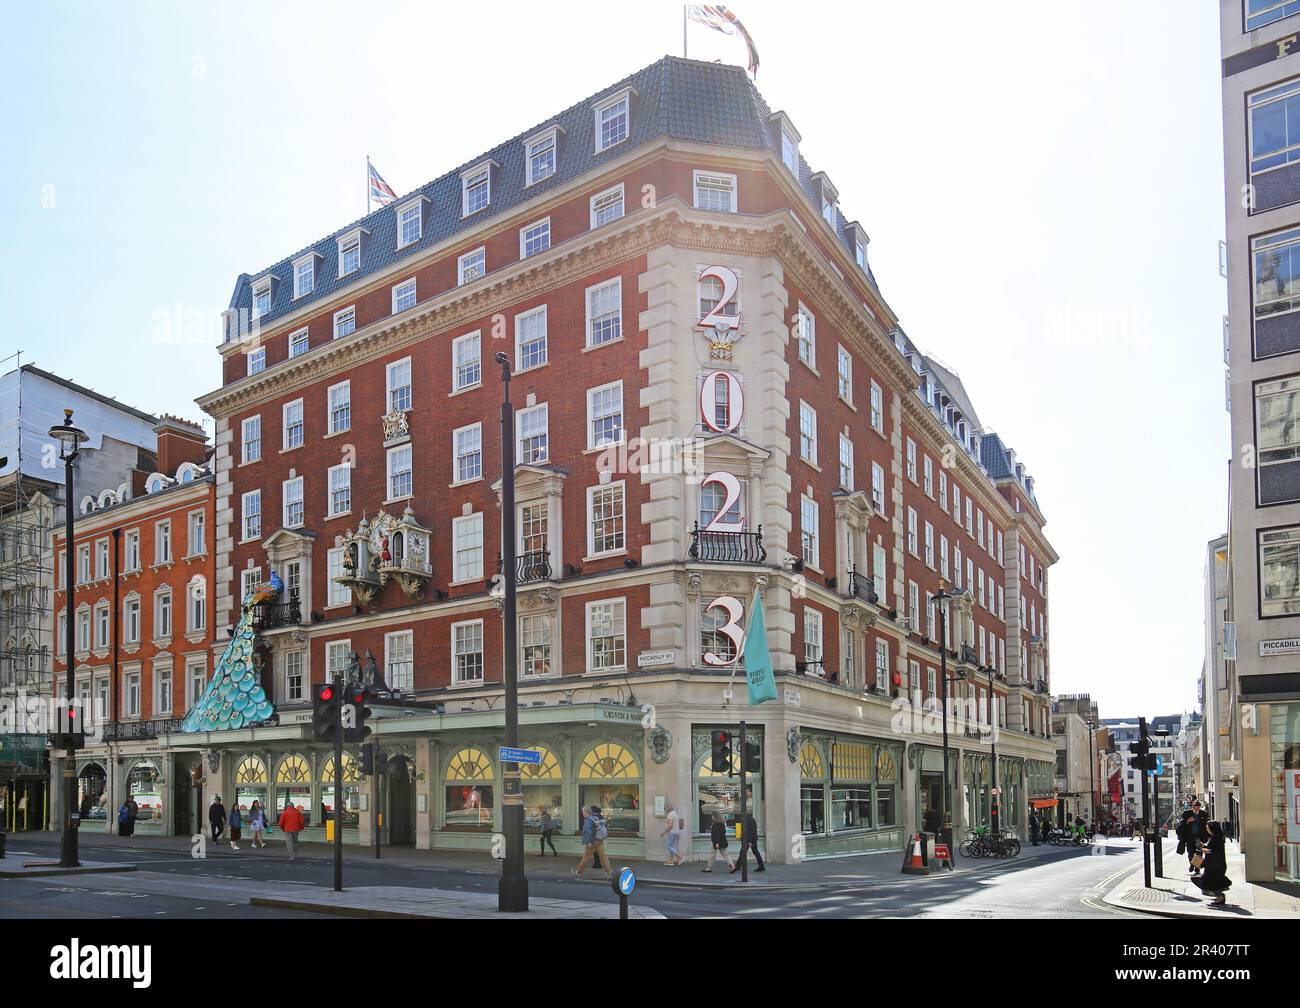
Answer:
(1029, 798, 1059, 808)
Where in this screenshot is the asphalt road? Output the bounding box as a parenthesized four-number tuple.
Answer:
(1, 833, 1145, 919)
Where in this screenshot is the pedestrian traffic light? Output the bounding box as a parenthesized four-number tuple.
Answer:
(710, 729, 731, 772)
(50, 697, 85, 750)
(742, 739, 760, 774)
(1128, 735, 1151, 772)
(343, 685, 374, 743)
(312, 683, 340, 742)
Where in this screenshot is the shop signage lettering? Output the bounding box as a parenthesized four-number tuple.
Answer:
(1259, 637, 1300, 656)
(637, 650, 675, 668)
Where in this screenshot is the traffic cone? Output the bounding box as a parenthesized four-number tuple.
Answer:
(901, 832, 927, 875)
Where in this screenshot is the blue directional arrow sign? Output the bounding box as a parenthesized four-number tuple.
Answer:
(1148, 754, 1164, 776)
(617, 867, 637, 896)
(499, 746, 542, 765)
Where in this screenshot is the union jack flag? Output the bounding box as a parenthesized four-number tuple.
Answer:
(686, 5, 759, 77)
(368, 159, 397, 207)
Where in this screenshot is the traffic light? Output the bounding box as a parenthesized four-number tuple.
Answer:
(312, 683, 340, 742)
(1128, 735, 1151, 772)
(742, 739, 760, 774)
(343, 685, 374, 743)
(359, 741, 378, 776)
(710, 729, 731, 772)
(50, 697, 85, 750)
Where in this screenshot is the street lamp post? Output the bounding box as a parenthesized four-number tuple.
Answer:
(957, 664, 999, 834)
(49, 409, 87, 868)
(930, 586, 955, 840)
(1087, 721, 1096, 827)
(496, 352, 528, 913)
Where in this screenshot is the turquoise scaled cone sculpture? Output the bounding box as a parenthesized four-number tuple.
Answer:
(180, 588, 276, 733)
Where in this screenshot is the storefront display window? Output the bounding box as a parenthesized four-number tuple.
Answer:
(1272, 703, 1300, 883)
(800, 741, 826, 835)
(519, 745, 563, 832)
(77, 763, 107, 820)
(127, 760, 163, 823)
(321, 752, 361, 828)
(234, 755, 268, 818)
(578, 742, 640, 835)
(275, 753, 312, 826)
(830, 787, 872, 829)
(445, 746, 495, 830)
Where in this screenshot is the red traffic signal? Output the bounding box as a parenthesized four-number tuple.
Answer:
(710, 729, 732, 772)
(319, 686, 334, 702)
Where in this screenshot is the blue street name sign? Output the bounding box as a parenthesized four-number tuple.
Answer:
(499, 746, 542, 765)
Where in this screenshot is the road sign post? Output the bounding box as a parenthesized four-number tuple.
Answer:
(613, 866, 636, 920)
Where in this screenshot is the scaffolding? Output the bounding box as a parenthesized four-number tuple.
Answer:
(0, 350, 55, 830)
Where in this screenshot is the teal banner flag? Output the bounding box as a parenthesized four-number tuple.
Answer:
(744, 590, 777, 705)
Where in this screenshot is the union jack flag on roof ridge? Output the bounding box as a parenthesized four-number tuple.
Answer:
(685, 5, 759, 77)
(367, 158, 397, 208)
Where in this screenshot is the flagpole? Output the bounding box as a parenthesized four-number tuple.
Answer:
(365, 155, 370, 214)
(682, 5, 687, 58)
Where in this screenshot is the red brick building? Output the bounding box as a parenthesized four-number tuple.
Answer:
(183, 56, 1058, 860)
(52, 416, 213, 835)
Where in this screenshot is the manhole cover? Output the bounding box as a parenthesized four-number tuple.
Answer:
(1121, 888, 1174, 904)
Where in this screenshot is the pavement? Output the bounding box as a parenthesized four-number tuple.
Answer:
(252, 886, 663, 919)
(12, 827, 1126, 891)
(0, 854, 137, 879)
(1103, 838, 1300, 919)
(0, 830, 1147, 919)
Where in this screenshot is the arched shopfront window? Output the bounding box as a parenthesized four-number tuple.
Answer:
(800, 741, 826, 835)
(231, 755, 267, 818)
(127, 759, 163, 827)
(518, 744, 563, 831)
(693, 745, 750, 834)
(77, 762, 107, 821)
(445, 746, 494, 830)
(321, 752, 361, 829)
(275, 753, 312, 824)
(578, 742, 641, 835)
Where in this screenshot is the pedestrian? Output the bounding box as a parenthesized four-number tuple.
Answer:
(126, 797, 139, 837)
(208, 796, 226, 844)
(661, 802, 685, 866)
(538, 807, 558, 856)
(1029, 815, 1040, 846)
(117, 800, 131, 838)
(737, 810, 765, 872)
(228, 801, 242, 850)
(1190, 820, 1232, 906)
(278, 801, 305, 861)
(572, 804, 612, 878)
(1184, 800, 1208, 876)
(249, 800, 267, 849)
(704, 812, 735, 873)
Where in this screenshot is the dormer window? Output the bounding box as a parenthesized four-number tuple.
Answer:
(770, 111, 802, 177)
(461, 161, 494, 217)
(594, 88, 632, 152)
(395, 197, 427, 249)
(846, 222, 870, 273)
(525, 127, 560, 186)
(292, 254, 319, 299)
(336, 227, 367, 278)
(252, 277, 274, 319)
(822, 197, 837, 227)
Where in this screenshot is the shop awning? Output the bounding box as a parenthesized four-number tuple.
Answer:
(1029, 798, 1059, 808)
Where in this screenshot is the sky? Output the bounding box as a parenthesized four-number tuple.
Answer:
(0, 1, 1227, 719)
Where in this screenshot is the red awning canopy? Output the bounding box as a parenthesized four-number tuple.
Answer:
(1029, 798, 1059, 808)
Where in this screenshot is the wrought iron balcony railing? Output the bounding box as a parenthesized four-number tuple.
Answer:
(688, 524, 766, 564)
(253, 600, 302, 631)
(845, 569, 878, 604)
(102, 717, 186, 742)
(498, 550, 552, 583)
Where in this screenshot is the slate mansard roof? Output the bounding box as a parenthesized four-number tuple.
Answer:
(228, 56, 877, 324)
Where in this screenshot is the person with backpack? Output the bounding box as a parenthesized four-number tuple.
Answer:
(538, 807, 558, 856)
(228, 801, 242, 850)
(208, 796, 226, 844)
(249, 800, 267, 849)
(117, 800, 131, 838)
(572, 804, 612, 878)
(704, 812, 735, 873)
(278, 801, 305, 861)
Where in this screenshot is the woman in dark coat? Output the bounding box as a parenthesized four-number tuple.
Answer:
(1190, 820, 1231, 905)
